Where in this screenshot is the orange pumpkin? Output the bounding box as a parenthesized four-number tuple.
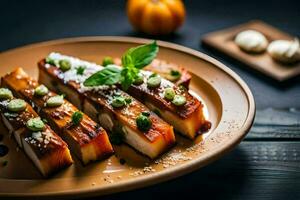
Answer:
(127, 0, 186, 35)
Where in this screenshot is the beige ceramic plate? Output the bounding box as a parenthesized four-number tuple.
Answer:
(0, 37, 255, 198)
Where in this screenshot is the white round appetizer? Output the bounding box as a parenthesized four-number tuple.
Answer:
(267, 39, 300, 64)
(235, 30, 268, 53)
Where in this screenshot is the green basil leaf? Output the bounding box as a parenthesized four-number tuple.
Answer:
(83, 65, 121, 86)
(120, 67, 138, 91)
(122, 41, 158, 69)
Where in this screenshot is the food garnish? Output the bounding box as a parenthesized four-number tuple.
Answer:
(84, 41, 159, 90)
(163, 87, 176, 100)
(71, 111, 83, 125)
(136, 112, 152, 131)
(102, 56, 114, 66)
(0, 88, 13, 100)
(8, 99, 26, 112)
(59, 59, 71, 72)
(147, 74, 161, 88)
(46, 95, 64, 107)
(26, 117, 45, 131)
(76, 66, 86, 75)
(172, 95, 186, 106)
(166, 70, 181, 82)
(34, 84, 49, 96)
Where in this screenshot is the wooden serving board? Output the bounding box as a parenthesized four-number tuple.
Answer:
(202, 20, 300, 82)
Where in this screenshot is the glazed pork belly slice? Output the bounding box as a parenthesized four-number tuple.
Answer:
(125, 71, 210, 139)
(41, 53, 209, 139)
(0, 97, 73, 176)
(2, 68, 114, 164)
(38, 56, 175, 159)
(113, 58, 191, 88)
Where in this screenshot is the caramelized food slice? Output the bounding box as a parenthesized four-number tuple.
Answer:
(113, 58, 191, 88)
(0, 92, 73, 176)
(2, 68, 114, 164)
(42, 53, 210, 139)
(38, 53, 175, 159)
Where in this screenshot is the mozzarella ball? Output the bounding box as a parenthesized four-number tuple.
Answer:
(267, 39, 300, 64)
(235, 30, 268, 53)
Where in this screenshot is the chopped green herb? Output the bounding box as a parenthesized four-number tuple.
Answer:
(136, 113, 152, 132)
(42, 118, 48, 124)
(133, 73, 144, 85)
(45, 57, 57, 66)
(46, 95, 64, 107)
(125, 97, 132, 104)
(166, 70, 181, 82)
(8, 99, 26, 112)
(59, 59, 71, 72)
(147, 75, 161, 88)
(0, 88, 13, 100)
(71, 111, 83, 125)
(163, 87, 175, 100)
(26, 117, 45, 131)
(76, 66, 86, 75)
(141, 111, 150, 117)
(102, 56, 114, 66)
(172, 95, 186, 106)
(111, 96, 126, 108)
(34, 85, 48, 96)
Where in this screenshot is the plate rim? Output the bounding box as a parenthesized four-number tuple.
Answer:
(0, 36, 255, 198)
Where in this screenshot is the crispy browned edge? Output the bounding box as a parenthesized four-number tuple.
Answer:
(2, 68, 114, 164)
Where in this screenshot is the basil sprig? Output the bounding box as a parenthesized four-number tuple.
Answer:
(83, 41, 158, 90)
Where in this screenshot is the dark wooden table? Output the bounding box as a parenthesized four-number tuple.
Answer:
(0, 0, 299, 199)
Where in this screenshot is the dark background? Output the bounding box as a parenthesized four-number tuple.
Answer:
(0, 0, 300, 199)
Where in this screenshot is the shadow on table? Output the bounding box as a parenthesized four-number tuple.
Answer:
(83, 147, 249, 200)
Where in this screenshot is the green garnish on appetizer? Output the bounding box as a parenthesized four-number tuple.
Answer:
(26, 117, 45, 131)
(8, 99, 26, 112)
(147, 74, 161, 88)
(136, 112, 152, 132)
(172, 95, 186, 106)
(34, 85, 49, 96)
(84, 41, 159, 90)
(59, 59, 71, 72)
(71, 111, 83, 125)
(163, 87, 175, 100)
(46, 95, 64, 107)
(102, 56, 114, 66)
(76, 66, 86, 75)
(0, 88, 13, 100)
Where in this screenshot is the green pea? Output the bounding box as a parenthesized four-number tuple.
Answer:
(166, 70, 181, 82)
(34, 85, 48, 96)
(147, 75, 161, 88)
(71, 111, 83, 125)
(172, 95, 186, 106)
(102, 56, 114, 67)
(45, 57, 57, 66)
(111, 96, 126, 108)
(163, 87, 175, 100)
(46, 95, 64, 107)
(136, 113, 152, 132)
(59, 59, 71, 72)
(76, 66, 86, 75)
(8, 99, 26, 112)
(26, 117, 45, 131)
(133, 73, 144, 85)
(0, 88, 13, 100)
